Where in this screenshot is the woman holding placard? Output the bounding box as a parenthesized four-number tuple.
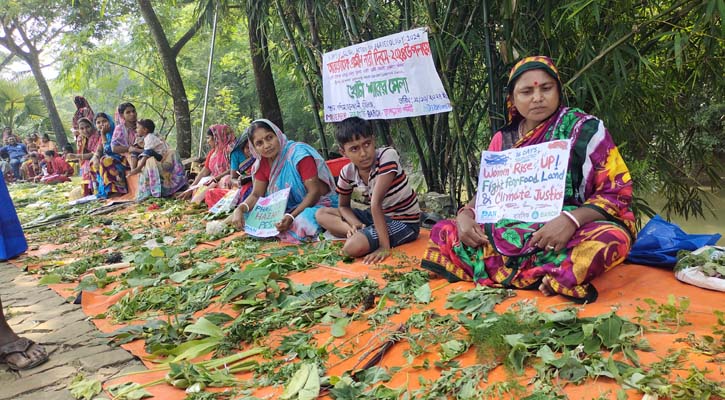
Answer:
(230, 119, 338, 243)
(421, 56, 635, 303)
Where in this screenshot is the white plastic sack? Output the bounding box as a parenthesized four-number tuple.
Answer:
(674, 246, 725, 292)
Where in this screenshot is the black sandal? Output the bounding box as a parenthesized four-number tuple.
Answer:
(0, 337, 49, 371)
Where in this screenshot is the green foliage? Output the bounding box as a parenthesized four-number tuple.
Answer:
(68, 374, 102, 400)
(0, 78, 48, 134)
(675, 310, 725, 359)
(412, 363, 498, 399)
(676, 247, 725, 278)
(634, 295, 692, 333)
(445, 286, 516, 318)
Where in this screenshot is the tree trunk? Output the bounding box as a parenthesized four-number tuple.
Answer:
(137, 0, 192, 158)
(248, 8, 284, 131)
(27, 53, 67, 148)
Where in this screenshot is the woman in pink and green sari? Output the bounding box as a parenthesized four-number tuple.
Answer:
(421, 56, 636, 303)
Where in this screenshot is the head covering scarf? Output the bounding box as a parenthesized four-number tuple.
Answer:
(95, 112, 116, 143)
(72, 96, 95, 131)
(95, 112, 124, 159)
(111, 104, 138, 149)
(232, 127, 250, 153)
(504, 55, 562, 126)
(205, 124, 236, 175)
(76, 117, 101, 154)
(230, 127, 255, 174)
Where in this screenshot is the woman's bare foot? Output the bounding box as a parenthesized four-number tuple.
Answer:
(538, 277, 556, 296)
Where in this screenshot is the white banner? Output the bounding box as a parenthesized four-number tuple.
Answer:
(475, 140, 571, 223)
(244, 188, 290, 238)
(322, 28, 452, 122)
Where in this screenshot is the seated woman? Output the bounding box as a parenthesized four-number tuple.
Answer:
(421, 56, 636, 303)
(38, 134, 58, 155)
(178, 124, 236, 203)
(66, 118, 102, 196)
(204, 129, 256, 209)
(20, 152, 42, 182)
(71, 96, 95, 144)
(61, 143, 79, 177)
(231, 119, 338, 243)
(40, 150, 73, 184)
(25, 133, 40, 153)
(90, 112, 129, 198)
(0, 149, 13, 182)
(110, 102, 138, 168)
(127, 119, 186, 200)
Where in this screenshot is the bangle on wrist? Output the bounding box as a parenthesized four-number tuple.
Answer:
(561, 210, 581, 229)
(284, 213, 295, 222)
(240, 203, 249, 213)
(457, 205, 475, 217)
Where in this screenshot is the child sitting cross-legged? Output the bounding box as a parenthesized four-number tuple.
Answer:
(316, 117, 421, 264)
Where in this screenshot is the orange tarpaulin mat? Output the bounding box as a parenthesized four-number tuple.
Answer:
(12, 228, 725, 399)
(9, 171, 724, 399)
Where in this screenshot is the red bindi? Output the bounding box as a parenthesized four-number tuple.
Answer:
(534, 81, 539, 86)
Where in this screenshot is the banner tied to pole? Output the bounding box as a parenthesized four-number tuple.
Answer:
(322, 27, 452, 122)
(475, 140, 571, 223)
(244, 188, 291, 238)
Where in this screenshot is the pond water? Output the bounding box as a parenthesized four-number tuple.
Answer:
(642, 189, 725, 245)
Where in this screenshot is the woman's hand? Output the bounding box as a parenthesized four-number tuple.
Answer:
(456, 212, 489, 248)
(275, 214, 294, 232)
(529, 215, 577, 252)
(175, 190, 192, 200)
(231, 205, 247, 230)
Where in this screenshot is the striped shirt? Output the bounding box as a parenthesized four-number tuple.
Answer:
(337, 147, 420, 223)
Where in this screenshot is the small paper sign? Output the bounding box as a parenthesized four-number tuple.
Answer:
(475, 140, 571, 223)
(244, 188, 291, 238)
(209, 189, 241, 215)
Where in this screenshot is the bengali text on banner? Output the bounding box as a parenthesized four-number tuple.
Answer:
(322, 27, 452, 122)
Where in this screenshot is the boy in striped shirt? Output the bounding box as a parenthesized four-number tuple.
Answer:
(316, 117, 420, 264)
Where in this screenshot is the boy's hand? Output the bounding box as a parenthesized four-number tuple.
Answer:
(346, 223, 365, 238)
(363, 247, 390, 265)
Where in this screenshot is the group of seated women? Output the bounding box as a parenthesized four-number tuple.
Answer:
(65, 102, 187, 200)
(36, 56, 638, 304)
(177, 119, 338, 244)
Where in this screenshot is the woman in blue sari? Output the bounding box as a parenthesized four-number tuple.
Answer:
(90, 112, 129, 198)
(0, 172, 26, 261)
(0, 172, 49, 371)
(231, 119, 338, 243)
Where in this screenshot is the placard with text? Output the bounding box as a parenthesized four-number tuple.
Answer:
(475, 140, 571, 223)
(244, 188, 290, 238)
(322, 28, 451, 122)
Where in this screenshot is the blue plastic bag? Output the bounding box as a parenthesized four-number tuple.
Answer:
(626, 215, 722, 267)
